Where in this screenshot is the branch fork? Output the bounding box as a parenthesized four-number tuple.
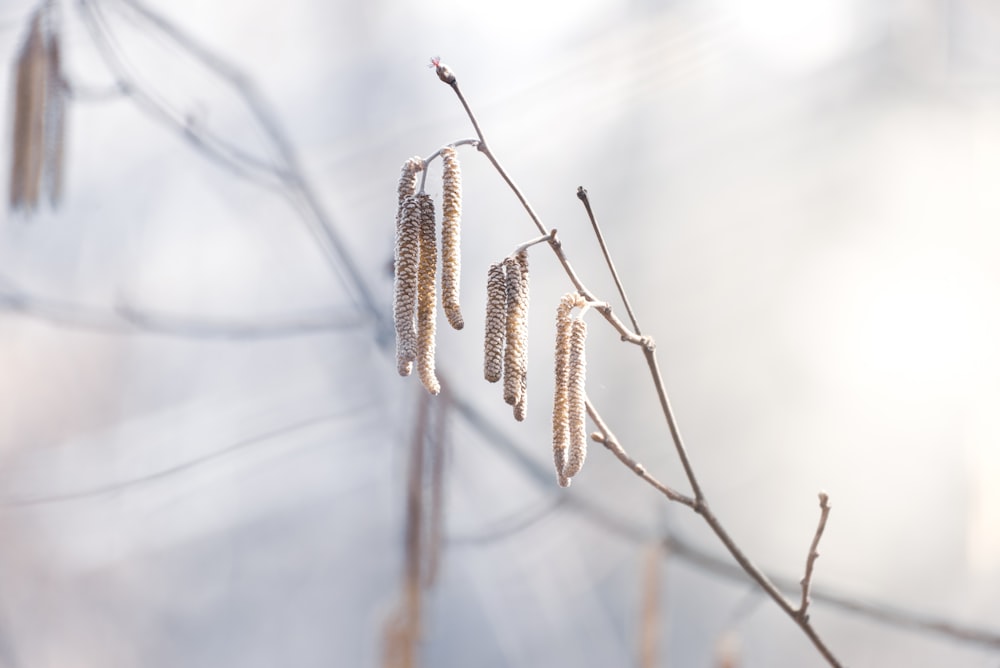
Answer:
(433, 60, 845, 667)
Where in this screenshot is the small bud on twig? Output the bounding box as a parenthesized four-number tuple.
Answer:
(430, 57, 456, 85)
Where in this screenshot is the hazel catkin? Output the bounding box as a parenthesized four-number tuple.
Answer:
(562, 317, 588, 481)
(552, 294, 576, 486)
(394, 194, 421, 376)
(415, 193, 441, 395)
(483, 262, 507, 383)
(502, 252, 529, 409)
(440, 146, 464, 330)
(393, 157, 424, 376)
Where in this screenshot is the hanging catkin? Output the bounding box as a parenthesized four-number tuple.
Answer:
(394, 195, 421, 376)
(440, 146, 464, 330)
(502, 252, 529, 408)
(483, 262, 507, 383)
(512, 252, 530, 421)
(563, 317, 588, 480)
(552, 294, 577, 486)
(393, 157, 423, 376)
(416, 193, 441, 395)
(10, 14, 47, 210)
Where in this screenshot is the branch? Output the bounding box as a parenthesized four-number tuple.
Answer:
(454, 387, 1000, 650)
(576, 187, 641, 335)
(798, 492, 832, 621)
(435, 61, 842, 667)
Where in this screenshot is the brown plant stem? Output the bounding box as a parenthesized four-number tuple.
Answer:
(799, 492, 832, 621)
(576, 187, 641, 335)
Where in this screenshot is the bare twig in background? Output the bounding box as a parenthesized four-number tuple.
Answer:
(798, 492, 832, 621)
(422, 391, 450, 587)
(383, 386, 451, 666)
(2, 407, 367, 507)
(435, 61, 843, 667)
(8, 5, 64, 211)
(639, 542, 665, 668)
(0, 278, 366, 339)
(77, 0, 383, 328)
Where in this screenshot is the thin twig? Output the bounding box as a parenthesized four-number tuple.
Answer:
(586, 400, 694, 508)
(799, 492, 832, 621)
(513, 229, 557, 255)
(576, 186, 641, 335)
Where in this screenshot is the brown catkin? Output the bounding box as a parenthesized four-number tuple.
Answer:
(552, 295, 577, 486)
(440, 146, 463, 330)
(10, 14, 47, 211)
(483, 262, 507, 383)
(394, 195, 421, 375)
(416, 193, 440, 395)
(563, 317, 588, 480)
(502, 252, 529, 407)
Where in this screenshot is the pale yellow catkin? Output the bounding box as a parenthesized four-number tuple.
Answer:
(502, 252, 529, 407)
(563, 317, 588, 481)
(483, 262, 507, 383)
(394, 194, 421, 375)
(552, 294, 577, 487)
(10, 14, 47, 211)
(440, 146, 463, 330)
(416, 193, 441, 395)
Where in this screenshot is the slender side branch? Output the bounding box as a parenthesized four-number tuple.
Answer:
(586, 400, 694, 508)
(576, 187, 641, 335)
(513, 229, 557, 255)
(799, 492, 832, 621)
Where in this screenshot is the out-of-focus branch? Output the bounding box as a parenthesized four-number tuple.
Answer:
(0, 278, 365, 339)
(77, 0, 384, 332)
(1, 407, 365, 507)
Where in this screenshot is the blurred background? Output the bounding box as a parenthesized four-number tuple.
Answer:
(2, 0, 1000, 665)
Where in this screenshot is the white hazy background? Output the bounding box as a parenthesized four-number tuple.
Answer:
(2, 0, 1000, 666)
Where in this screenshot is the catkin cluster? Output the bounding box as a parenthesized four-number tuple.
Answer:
(482, 252, 531, 421)
(553, 292, 588, 487)
(392, 149, 465, 395)
(9, 9, 65, 211)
